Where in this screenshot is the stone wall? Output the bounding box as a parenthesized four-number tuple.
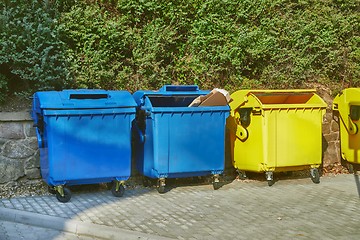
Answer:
(318, 90, 341, 167)
(322, 110, 341, 166)
(0, 112, 40, 185)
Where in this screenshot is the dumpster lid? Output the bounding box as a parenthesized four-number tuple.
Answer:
(34, 89, 137, 109)
(333, 88, 360, 106)
(133, 85, 210, 106)
(230, 89, 327, 110)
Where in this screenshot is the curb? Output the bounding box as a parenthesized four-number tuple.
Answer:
(0, 207, 174, 240)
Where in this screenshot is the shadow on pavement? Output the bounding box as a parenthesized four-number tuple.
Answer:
(0, 178, 164, 240)
(135, 173, 237, 194)
(0, 174, 235, 239)
(353, 171, 360, 198)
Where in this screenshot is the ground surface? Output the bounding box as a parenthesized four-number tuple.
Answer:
(1, 173, 359, 240)
(0, 163, 350, 199)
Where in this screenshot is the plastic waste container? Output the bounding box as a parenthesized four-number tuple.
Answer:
(227, 89, 327, 186)
(333, 88, 360, 172)
(32, 90, 136, 202)
(132, 85, 230, 193)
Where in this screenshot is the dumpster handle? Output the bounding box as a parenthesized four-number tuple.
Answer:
(333, 103, 358, 135)
(35, 128, 44, 148)
(33, 113, 45, 148)
(133, 122, 145, 143)
(234, 122, 248, 141)
(226, 116, 249, 141)
(160, 85, 199, 92)
(337, 114, 358, 135)
(347, 115, 358, 135)
(69, 93, 108, 99)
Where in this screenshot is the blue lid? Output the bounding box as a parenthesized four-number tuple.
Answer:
(133, 85, 209, 106)
(33, 89, 137, 110)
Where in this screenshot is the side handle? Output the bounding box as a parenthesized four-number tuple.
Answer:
(159, 85, 199, 92)
(334, 104, 359, 135)
(226, 116, 249, 141)
(35, 128, 44, 148)
(33, 114, 45, 148)
(132, 121, 145, 143)
(347, 115, 358, 135)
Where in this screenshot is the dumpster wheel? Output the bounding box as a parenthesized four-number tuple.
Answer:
(213, 182, 221, 190)
(348, 163, 355, 174)
(310, 168, 320, 184)
(48, 186, 57, 194)
(111, 181, 125, 197)
(213, 174, 221, 190)
(345, 162, 358, 174)
(265, 172, 274, 187)
(55, 187, 71, 203)
(236, 170, 247, 180)
(267, 180, 275, 187)
(157, 178, 166, 194)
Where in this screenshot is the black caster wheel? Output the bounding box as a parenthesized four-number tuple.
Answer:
(111, 183, 125, 197)
(310, 168, 320, 184)
(105, 182, 113, 190)
(353, 165, 359, 174)
(267, 180, 275, 187)
(48, 186, 57, 194)
(237, 170, 247, 180)
(265, 171, 274, 186)
(56, 187, 71, 203)
(157, 186, 166, 194)
(348, 163, 355, 174)
(157, 178, 166, 194)
(213, 182, 221, 190)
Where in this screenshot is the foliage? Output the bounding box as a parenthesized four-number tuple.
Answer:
(0, 73, 8, 102)
(0, 0, 69, 97)
(63, 0, 359, 90)
(58, 3, 128, 89)
(0, 0, 359, 96)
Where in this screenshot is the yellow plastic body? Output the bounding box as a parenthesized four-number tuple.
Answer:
(333, 88, 360, 165)
(227, 89, 327, 173)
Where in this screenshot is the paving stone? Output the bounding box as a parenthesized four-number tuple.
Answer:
(1, 174, 360, 239)
(0, 220, 100, 240)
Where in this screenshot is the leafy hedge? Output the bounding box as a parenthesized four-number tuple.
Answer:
(0, 0, 70, 100)
(0, 0, 359, 100)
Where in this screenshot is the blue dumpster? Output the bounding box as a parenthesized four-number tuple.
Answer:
(133, 85, 230, 193)
(32, 90, 136, 202)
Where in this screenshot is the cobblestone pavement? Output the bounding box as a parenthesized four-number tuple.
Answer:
(1, 174, 360, 240)
(0, 220, 99, 240)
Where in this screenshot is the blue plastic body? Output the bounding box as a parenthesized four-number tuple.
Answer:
(31, 89, 137, 187)
(133, 85, 230, 179)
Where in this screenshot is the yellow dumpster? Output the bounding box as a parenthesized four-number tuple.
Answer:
(333, 88, 360, 172)
(227, 89, 327, 186)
